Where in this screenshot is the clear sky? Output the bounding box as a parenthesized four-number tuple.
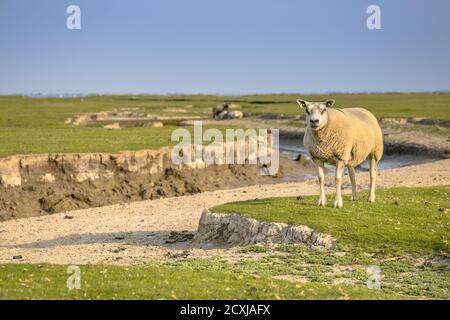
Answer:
(1, 0, 449, 94)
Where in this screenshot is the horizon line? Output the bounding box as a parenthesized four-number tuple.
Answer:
(1, 90, 450, 98)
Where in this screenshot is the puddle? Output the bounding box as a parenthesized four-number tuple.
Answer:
(279, 138, 440, 178)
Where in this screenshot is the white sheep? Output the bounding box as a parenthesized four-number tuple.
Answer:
(214, 110, 244, 120)
(228, 110, 243, 119)
(296, 99, 383, 208)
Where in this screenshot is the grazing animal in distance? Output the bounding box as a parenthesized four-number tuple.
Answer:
(212, 104, 229, 119)
(228, 110, 243, 119)
(213, 104, 244, 120)
(297, 99, 383, 208)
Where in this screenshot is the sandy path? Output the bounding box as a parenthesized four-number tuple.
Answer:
(0, 159, 449, 265)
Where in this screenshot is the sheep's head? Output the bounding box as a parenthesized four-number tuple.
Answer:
(296, 99, 335, 130)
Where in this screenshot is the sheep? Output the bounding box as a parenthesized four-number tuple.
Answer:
(296, 99, 383, 208)
(216, 110, 229, 120)
(228, 110, 243, 119)
(213, 108, 244, 120)
(212, 104, 228, 119)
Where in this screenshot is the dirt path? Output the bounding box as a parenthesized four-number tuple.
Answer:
(1, 159, 449, 265)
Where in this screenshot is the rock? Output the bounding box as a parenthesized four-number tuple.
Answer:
(163, 108, 187, 113)
(228, 103, 242, 109)
(166, 250, 190, 259)
(104, 122, 121, 129)
(194, 209, 335, 249)
(144, 121, 164, 128)
(41, 173, 56, 183)
(165, 231, 194, 243)
(110, 247, 126, 253)
(70, 192, 91, 204)
(438, 207, 448, 213)
(0, 158, 22, 186)
(12, 255, 23, 260)
(380, 118, 408, 125)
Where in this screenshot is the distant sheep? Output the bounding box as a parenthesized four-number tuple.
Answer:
(215, 110, 229, 120)
(213, 104, 244, 120)
(297, 99, 383, 208)
(213, 104, 228, 119)
(228, 110, 243, 119)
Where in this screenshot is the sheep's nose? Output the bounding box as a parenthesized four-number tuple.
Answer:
(310, 119, 319, 125)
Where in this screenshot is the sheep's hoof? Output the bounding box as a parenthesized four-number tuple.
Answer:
(367, 196, 376, 203)
(350, 194, 358, 201)
(318, 197, 327, 206)
(333, 199, 343, 209)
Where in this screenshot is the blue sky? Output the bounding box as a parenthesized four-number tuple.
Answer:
(1, 0, 449, 94)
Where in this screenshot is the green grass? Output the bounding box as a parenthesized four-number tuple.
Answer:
(212, 186, 450, 258)
(0, 96, 235, 157)
(208, 186, 450, 299)
(0, 264, 404, 300)
(232, 92, 450, 119)
(1, 93, 449, 157)
(167, 248, 449, 299)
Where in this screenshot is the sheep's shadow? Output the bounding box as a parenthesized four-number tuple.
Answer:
(8, 230, 233, 250)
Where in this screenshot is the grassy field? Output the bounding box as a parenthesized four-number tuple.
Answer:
(237, 92, 450, 119)
(0, 263, 404, 300)
(0, 93, 449, 157)
(0, 95, 221, 157)
(208, 186, 450, 299)
(213, 186, 450, 257)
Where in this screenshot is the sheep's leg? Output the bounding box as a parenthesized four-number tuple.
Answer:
(368, 157, 377, 202)
(316, 162, 327, 206)
(333, 160, 345, 208)
(348, 166, 357, 201)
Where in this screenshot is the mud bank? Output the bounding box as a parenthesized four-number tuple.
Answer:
(0, 143, 306, 221)
(195, 209, 335, 248)
(65, 110, 206, 128)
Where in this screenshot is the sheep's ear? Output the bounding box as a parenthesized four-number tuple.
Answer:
(296, 99, 308, 109)
(325, 99, 335, 108)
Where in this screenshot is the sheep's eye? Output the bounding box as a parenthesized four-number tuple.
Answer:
(321, 109, 326, 114)
(305, 109, 310, 114)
